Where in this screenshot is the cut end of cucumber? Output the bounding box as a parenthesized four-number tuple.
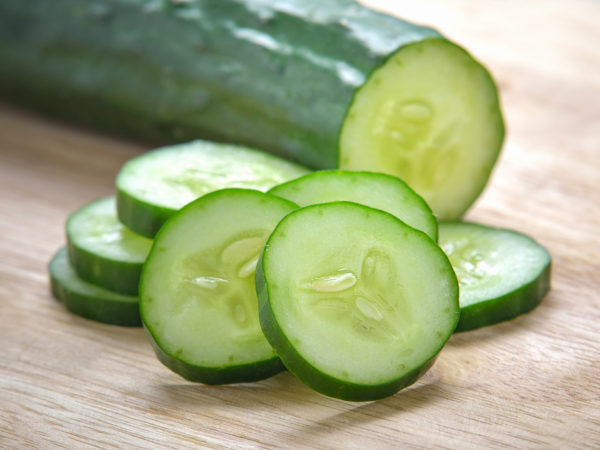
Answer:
(339, 38, 504, 220)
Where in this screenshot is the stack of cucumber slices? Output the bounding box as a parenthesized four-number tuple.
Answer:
(49, 141, 551, 401)
(49, 140, 309, 327)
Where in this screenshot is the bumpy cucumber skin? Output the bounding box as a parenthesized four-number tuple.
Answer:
(0, 0, 441, 169)
(455, 263, 551, 332)
(256, 202, 459, 401)
(139, 189, 298, 384)
(116, 187, 173, 239)
(49, 247, 141, 327)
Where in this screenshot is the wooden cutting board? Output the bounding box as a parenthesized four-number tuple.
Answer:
(1, 0, 599, 447)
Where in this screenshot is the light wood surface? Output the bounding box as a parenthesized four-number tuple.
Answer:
(1, 0, 599, 447)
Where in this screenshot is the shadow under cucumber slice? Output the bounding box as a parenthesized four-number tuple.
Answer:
(49, 247, 141, 327)
(140, 189, 298, 384)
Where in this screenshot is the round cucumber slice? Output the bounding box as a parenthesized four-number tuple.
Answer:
(339, 38, 504, 220)
(439, 222, 551, 332)
(268, 170, 438, 241)
(140, 189, 298, 384)
(256, 202, 459, 401)
(49, 247, 141, 327)
(116, 140, 309, 238)
(66, 196, 152, 295)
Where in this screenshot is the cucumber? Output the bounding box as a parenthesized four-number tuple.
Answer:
(439, 222, 551, 332)
(269, 170, 438, 241)
(256, 202, 459, 401)
(140, 189, 298, 384)
(67, 196, 152, 295)
(117, 140, 309, 237)
(339, 39, 504, 219)
(0, 0, 504, 219)
(49, 247, 141, 327)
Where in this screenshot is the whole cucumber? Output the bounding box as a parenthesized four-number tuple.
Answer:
(0, 0, 504, 219)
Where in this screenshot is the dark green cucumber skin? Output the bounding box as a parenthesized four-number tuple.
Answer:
(66, 239, 144, 295)
(144, 326, 285, 385)
(116, 188, 174, 239)
(0, 0, 440, 168)
(49, 247, 141, 327)
(455, 259, 551, 332)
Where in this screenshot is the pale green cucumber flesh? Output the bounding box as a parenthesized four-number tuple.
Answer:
(439, 222, 551, 332)
(66, 196, 152, 295)
(49, 247, 141, 327)
(257, 202, 459, 401)
(116, 140, 309, 237)
(269, 170, 437, 241)
(140, 188, 298, 383)
(340, 38, 504, 220)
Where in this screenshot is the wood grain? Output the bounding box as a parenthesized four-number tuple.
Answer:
(1, 0, 599, 447)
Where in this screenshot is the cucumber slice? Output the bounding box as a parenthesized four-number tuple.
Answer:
(66, 196, 152, 295)
(140, 189, 298, 384)
(256, 202, 459, 401)
(439, 222, 551, 332)
(268, 170, 438, 241)
(116, 140, 309, 238)
(49, 247, 141, 327)
(339, 39, 504, 220)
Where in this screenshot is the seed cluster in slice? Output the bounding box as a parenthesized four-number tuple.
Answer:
(140, 189, 298, 384)
(116, 140, 309, 238)
(256, 202, 459, 401)
(439, 222, 551, 331)
(47, 133, 551, 401)
(269, 170, 438, 241)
